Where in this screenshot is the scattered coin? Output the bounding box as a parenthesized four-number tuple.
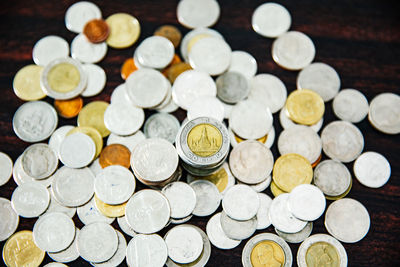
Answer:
(105, 13, 141, 49)
(117, 216, 136, 237)
(154, 25, 182, 48)
(99, 144, 130, 168)
(275, 222, 313, 244)
(164, 62, 192, 83)
(144, 113, 180, 143)
(333, 88, 369, 123)
(93, 194, 127, 218)
(256, 193, 272, 230)
(252, 2, 291, 38)
(285, 89, 325, 125)
(71, 33, 108, 63)
(206, 212, 241, 249)
(11, 182, 50, 218)
(177, 0, 220, 29)
(190, 179, 221, 217)
(288, 184, 326, 221)
(136, 36, 175, 69)
(77, 197, 114, 225)
(228, 50, 257, 79)
(220, 210, 257, 240)
(106, 130, 146, 152)
(12, 155, 54, 187)
(354, 151, 391, 188)
(216, 71, 250, 104)
(279, 106, 323, 132)
(0, 198, 19, 241)
(47, 228, 80, 263)
(65, 1, 102, 33)
(32, 35, 69, 66)
(43, 187, 76, 218)
(83, 19, 109, 43)
(126, 234, 168, 267)
(67, 126, 103, 158)
(21, 143, 58, 180)
(222, 184, 259, 221)
(13, 64, 46, 101)
(161, 181, 196, 219)
(54, 97, 84, 119)
(368, 92, 400, 134)
(187, 96, 225, 122)
(270, 180, 287, 197)
(92, 230, 127, 267)
(0, 152, 13, 186)
(81, 63, 106, 97)
(59, 132, 95, 168)
(78, 101, 110, 137)
(120, 58, 138, 80)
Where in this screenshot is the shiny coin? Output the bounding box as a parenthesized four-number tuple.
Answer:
(120, 58, 138, 80)
(222, 184, 259, 221)
(13, 64, 46, 101)
(11, 182, 49, 218)
(144, 113, 180, 143)
(81, 63, 106, 97)
(91, 230, 127, 267)
(187, 96, 225, 122)
(154, 25, 182, 48)
(65, 1, 101, 33)
(71, 33, 107, 63)
(333, 88, 369, 123)
(286, 89, 325, 125)
(279, 106, 323, 132)
(126, 234, 168, 267)
(43, 187, 76, 218)
(275, 222, 313, 244)
(67, 126, 103, 159)
(104, 103, 144, 135)
(83, 19, 109, 43)
(354, 151, 391, 188)
(110, 83, 132, 105)
(177, 0, 220, 28)
(256, 193, 272, 230)
(77, 197, 114, 225)
(269, 193, 307, 233)
(297, 62, 341, 101)
(368, 92, 400, 134)
(117, 216, 136, 237)
(77, 222, 118, 263)
(242, 233, 292, 267)
(13, 100, 58, 142)
(288, 184, 326, 221)
(59, 132, 95, 168)
(228, 50, 257, 79)
(272, 31, 315, 70)
(321, 120, 364, 163)
(216, 71, 250, 104)
(41, 57, 87, 100)
(105, 13, 140, 49)
(47, 228, 80, 263)
(33, 212, 75, 252)
(0, 198, 19, 241)
(51, 166, 94, 207)
(99, 144, 131, 168)
(12, 155, 54, 187)
(93, 195, 127, 218)
(78, 101, 110, 137)
(107, 130, 146, 152)
(164, 225, 204, 264)
(220, 211, 257, 240)
(0, 152, 13, 186)
(325, 198, 370, 243)
(54, 97, 84, 119)
(136, 36, 174, 69)
(206, 212, 241, 249)
(161, 181, 196, 219)
(252, 2, 291, 38)
(190, 179, 221, 217)
(21, 143, 58, 180)
(297, 233, 347, 267)
(125, 189, 171, 234)
(32, 35, 69, 66)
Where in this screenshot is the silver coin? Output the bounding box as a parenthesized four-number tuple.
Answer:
(248, 73, 287, 113)
(242, 233, 292, 267)
(278, 125, 322, 164)
(0, 152, 13, 186)
(43, 263, 68, 267)
(272, 31, 315, 70)
(220, 211, 257, 240)
(190, 180, 221, 217)
(164, 224, 204, 264)
(51, 166, 95, 207)
(297, 62, 341, 101)
(144, 113, 180, 143)
(279, 106, 323, 132)
(104, 103, 145, 136)
(321, 120, 364, 163)
(228, 50, 257, 80)
(229, 99, 273, 140)
(170, 214, 193, 225)
(172, 69, 216, 110)
(48, 125, 75, 157)
(222, 184, 259, 221)
(177, 0, 220, 29)
(21, 143, 58, 180)
(13, 100, 58, 142)
(136, 36, 175, 69)
(354, 151, 391, 188)
(216, 71, 250, 104)
(223, 102, 233, 120)
(33, 212, 75, 252)
(325, 198, 370, 243)
(333, 88, 369, 123)
(161, 181, 196, 219)
(88, 158, 102, 176)
(48, 228, 80, 263)
(126, 233, 168, 267)
(77, 197, 115, 225)
(32, 35, 69, 66)
(110, 83, 133, 106)
(0, 198, 19, 241)
(41, 57, 87, 100)
(189, 37, 232, 76)
(12, 155, 54, 187)
(117, 216, 136, 237)
(206, 212, 241, 250)
(81, 63, 106, 97)
(71, 33, 107, 63)
(269, 193, 307, 233)
(288, 184, 326, 221)
(297, 233, 347, 267)
(125, 189, 171, 234)
(65, 1, 101, 33)
(229, 140, 274, 184)
(265, 126, 276, 149)
(44, 187, 76, 218)
(313, 159, 352, 197)
(107, 130, 146, 152)
(276, 222, 313, 244)
(77, 222, 118, 263)
(59, 132, 96, 168)
(252, 2, 291, 38)
(91, 230, 127, 267)
(368, 92, 400, 134)
(187, 96, 225, 122)
(256, 193, 272, 230)
(11, 182, 50, 218)
(156, 89, 179, 113)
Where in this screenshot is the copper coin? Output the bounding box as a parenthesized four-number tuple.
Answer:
(312, 154, 322, 168)
(54, 96, 83, 119)
(83, 19, 110, 43)
(164, 62, 192, 84)
(154, 25, 182, 48)
(120, 58, 138, 80)
(99, 144, 131, 168)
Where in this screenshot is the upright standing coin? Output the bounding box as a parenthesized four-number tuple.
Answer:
(78, 101, 110, 137)
(285, 89, 325, 125)
(54, 97, 83, 119)
(252, 2, 291, 38)
(222, 184, 259, 221)
(154, 25, 182, 48)
(190, 180, 221, 217)
(59, 132, 96, 168)
(65, 1, 101, 33)
(177, 0, 220, 29)
(32, 35, 69, 66)
(126, 234, 168, 267)
(21, 143, 58, 179)
(106, 13, 140, 49)
(99, 144, 131, 168)
(11, 182, 50, 218)
(333, 89, 369, 123)
(83, 19, 109, 43)
(0, 152, 13, 186)
(354, 151, 391, 188)
(368, 92, 400, 134)
(13, 65, 46, 101)
(0, 198, 19, 241)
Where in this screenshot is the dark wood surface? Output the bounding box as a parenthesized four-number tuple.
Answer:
(1, 0, 399, 266)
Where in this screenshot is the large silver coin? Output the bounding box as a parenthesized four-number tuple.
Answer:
(104, 103, 145, 136)
(12, 155, 54, 187)
(59, 132, 96, 168)
(91, 230, 127, 267)
(162, 181, 196, 219)
(177, 0, 220, 29)
(190, 180, 221, 217)
(48, 125, 75, 158)
(144, 113, 180, 143)
(220, 211, 257, 240)
(228, 51, 257, 80)
(71, 34, 107, 63)
(216, 71, 250, 104)
(77, 198, 114, 225)
(206, 212, 241, 250)
(333, 88, 369, 123)
(0, 198, 19, 241)
(368, 92, 400, 134)
(11, 182, 50, 218)
(32, 35, 69, 67)
(288, 184, 326, 221)
(21, 143, 58, 180)
(48, 228, 80, 263)
(65, 1, 101, 33)
(275, 222, 313, 244)
(126, 234, 168, 267)
(0, 152, 13, 186)
(222, 184, 259, 221)
(354, 151, 391, 188)
(136, 36, 174, 69)
(252, 2, 291, 38)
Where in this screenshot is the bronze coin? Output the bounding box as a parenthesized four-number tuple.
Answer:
(154, 25, 182, 48)
(99, 144, 131, 168)
(83, 19, 110, 43)
(54, 96, 83, 119)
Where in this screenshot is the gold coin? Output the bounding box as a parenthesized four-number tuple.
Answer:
(94, 194, 126, 217)
(164, 62, 192, 84)
(187, 123, 223, 157)
(305, 241, 340, 267)
(13, 65, 46, 101)
(286, 89, 325, 125)
(234, 132, 268, 144)
(67, 126, 103, 158)
(187, 33, 211, 53)
(47, 63, 81, 93)
(272, 153, 313, 192)
(2, 230, 45, 267)
(106, 13, 140, 49)
(191, 167, 229, 193)
(325, 178, 352, 201)
(99, 144, 131, 169)
(250, 240, 285, 267)
(270, 181, 287, 197)
(78, 101, 110, 137)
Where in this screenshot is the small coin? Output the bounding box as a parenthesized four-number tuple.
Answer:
(77, 197, 115, 225)
(106, 130, 146, 152)
(286, 89, 325, 125)
(83, 19, 109, 43)
(136, 36, 175, 69)
(67, 126, 103, 159)
(252, 2, 291, 38)
(333, 88, 369, 123)
(187, 96, 225, 122)
(228, 50, 257, 79)
(177, 0, 220, 29)
(354, 151, 391, 188)
(256, 193, 272, 230)
(91, 230, 127, 267)
(11, 182, 50, 218)
(222, 184, 259, 221)
(220, 211, 257, 240)
(13, 64, 46, 101)
(59, 132, 95, 168)
(275, 222, 313, 244)
(117, 216, 136, 237)
(0, 198, 19, 241)
(47, 228, 80, 263)
(216, 71, 250, 104)
(78, 101, 110, 137)
(106, 13, 140, 49)
(99, 144, 131, 168)
(0, 152, 13, 186)
(368, 92, 400, 134)
(54, 97, 83, 119)
(126, 234, 168, 267)
(93, 194, 127, 218)
(190, 179, 221, 217)
(65, 1, 101, 33)
(32, 35, 69, 66)
(81, 63, 106, 97)
(144, 113, 180, 143)
(120, 58, 138, 80)
(288, 184, 326, 221)
(206, 212, 241, 249)
(161, 181, 196, 219)
(154, 25, 182, 48)
(21, 143, 58, 180)
(71, 33, 107, 63)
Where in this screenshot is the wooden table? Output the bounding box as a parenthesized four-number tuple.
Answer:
(1, 0, 399, 266)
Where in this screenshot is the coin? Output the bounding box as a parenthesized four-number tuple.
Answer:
(177, 0, 220, 29)
(155, 87, 179, 113)
(120, 58, 138, 80)
(252, 2, 291, 38)
(47, 228, 80, 263)
(325, 178, 353, 201)
(11, 182, 50, 218)
(104, 103, 145, 136)
(90, 230, 126, 267)
(117, 216, 136, 237)
(190, 179, 221, 217)
(288, 184, 326, 221)
(0, 198, 19, 241)
(99, 144, 130, 168)
(206, 212, 241, 249)
(220, 211, 257, 240)
(222, 184, 259, 221)
(270, 180, 287, 197)
(0, 152, 13, 186)
(81, 63, 106, 97)
(12, 155, 54, 187)
(279, 106, 323, 132)
(275, 222, 313, 244)
(107, 130, 146, 152)
(83, 19, 109, 43)
(65, 1, 101, 33)
(161, 181, 196, 219)
(216, 71, 250, 104)
(164, 62, 192, 84)
(32, 35, 69, 67)
(285, 89, 325, 125)
(354, 151, 391, 188)
(21, 143, 58, 180)
(43, 263, 68, 267)
(13, 64, 46, 101)
(313, 159, 351, 197)
(67, 126, 103, 158)
(368, 92, 400, 134)
(126, 234, 168, 267)
(93, 194, 127, 218)
(13, 100, 58, 142)
(325, 198, 370, 243)
(43, 187, 76, 218)
(77, 197, 114, 225)
(154, 25, 182, 48)
(54, 97, 83, 119)
(272, 31, 315, 70)
(59, 132, 96, 168)
(297, 62, 341, 101)
(71, 33, 108, 63)
(106, 13, 140, 49)
(2, 230, 45, 267)
(228, 50, 257, 79)
(187, 96, 225, 122)
(256, 193, 272, 230)
(109, 83, 131, 105)
(144, 113, 180, 143)
(238, 175, 272, 193)
(333, 88, 369, 123)
(33, 212, 75, 252)
(136, 36, 175, 69)
(78, 101, 110, 137)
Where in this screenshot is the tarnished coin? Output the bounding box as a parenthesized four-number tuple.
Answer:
(0, 198, 19, 241)
(368, 92, 400, 134)
(11, 182, 50, 218)
(99, 144, 131, 168)
(21, 143, 58, 180)
(321, 120, 364, 163)
(13, 64, 46, 101)
(107, 130, 146, 152)
(65, 1, 101, 33)
(81, 63, 106, 97)
(161, 181, 196, 219)
(275, 222, 313, 244)
(71, 33, 107, 63)
(78, 101, 110, 138)
(354, 151, 391, 188)
(13, 101, 58, 143)
(44, 188, 76, 218)
(297, 234, 347, 267)
(0, 152, 13, 186)
(187, 96, 225, 122)
(279, 106, 323, 132)
(32, 35, 69, 67)
(313, 159, 351, 197)
(228, 50, 257, 79)
(92, 230, 127, 267)
(12, 155, 54, 187)
(104, 103, 144, 136)
(222, 184, 259, 221)
(126, 234, 168, 267)
(144, 113, 180, 143)
(288, 184, 326, 221)
(83, 19, 110, 43)
(117, 216, 136, 237)
(333, 88, 369, 123)
(105, 13, 140, 49)
(59, 132, 96, 168)
(252, 2, 291, 38)
(136, 36, 175, 69)
(325, 198, 370, 243)
(77, 197, 115, 225)
(33, 212, 75, 253)
(220, 211, 257, 240)
(190, 179, 221, 217)
(256, 193, 272, 230)
(206, 212, 241, 249)
(216, 71, 250, 104)
(177, 0, 220, 29)
(154, 25, 182, 48)
(48, 228, 80, 263)
(54, 97, 83, 119)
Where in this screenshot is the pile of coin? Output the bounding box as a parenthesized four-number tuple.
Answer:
(1, 0, 400, 266)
